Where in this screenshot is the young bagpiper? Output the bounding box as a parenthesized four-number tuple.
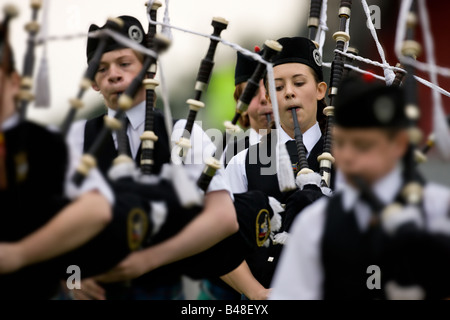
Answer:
(223, 36, 330, 296)
(270, 76, 450, 300)
(0, 4, 113, 299)
(221, 49, 273, 168)
(68, 15, 238, 300)
(201, 48, 273, 300)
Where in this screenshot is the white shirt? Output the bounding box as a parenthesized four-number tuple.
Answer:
(66, 102, 232, 204)
(269, 166, 450, 300)
(108, 101, 146, 160)
(224, 122, 322, 194)
(1, 112, 20, 131)
(248, 128, 263, 147)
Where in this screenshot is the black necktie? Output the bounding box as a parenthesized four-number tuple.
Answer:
(285, 140, 297, 159)
(117, 115, 132, 158)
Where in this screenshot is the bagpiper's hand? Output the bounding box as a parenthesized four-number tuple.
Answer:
(0, 242, 25, 274)
(381, 204, 423, 236)
(93, 250, 149, 283)
(71, 278, 106, 300)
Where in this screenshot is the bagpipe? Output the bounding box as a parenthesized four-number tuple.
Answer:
(318, 0, 352, 190)
(175, 16, 228, 162)
(16, 0, 42, 122)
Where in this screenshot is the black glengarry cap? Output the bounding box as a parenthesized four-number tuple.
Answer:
(335, 76, 408, 129)
(273, 37, 323, 81)
(86, 15, 146, 63)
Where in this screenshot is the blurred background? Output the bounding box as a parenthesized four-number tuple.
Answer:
(6, 0, 450, 181)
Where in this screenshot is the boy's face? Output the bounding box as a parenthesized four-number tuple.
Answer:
(92, 48, 144, 110)
(245, 79, 272, 132)
(273, 63, 326, 135)
(333, 126, 409, 186)
(0, 69, 20, 124)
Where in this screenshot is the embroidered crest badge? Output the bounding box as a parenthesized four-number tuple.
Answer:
(256, 209, 271, 247)
(127, 208, 149, 251)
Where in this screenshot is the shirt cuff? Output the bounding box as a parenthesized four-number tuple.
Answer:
(65, 168, 115, 206)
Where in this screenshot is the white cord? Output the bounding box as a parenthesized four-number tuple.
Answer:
(324, 54, 450, 99)
(395, 0, 450, 79)
(361, 0, 396, 85)
(316, 0, 329, 56)
(161, 0, 173, 41)
(88, 28, 158, 58)
(344, 16, 350, 53)
(395, 0, 414, 59)
(266, 64, 296, 191)
(418, 0, 450, 159)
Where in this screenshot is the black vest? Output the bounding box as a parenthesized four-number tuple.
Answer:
(243, 132, 332, 288)
(83, 110, 171, 178)
(0, 121, 69, 299)
(321, 192, 389, 300)
(223, 135, 250, 169)
(83, 111, 182, 291)
(323, 182, 450, 300)
(245, 132, 330, 203)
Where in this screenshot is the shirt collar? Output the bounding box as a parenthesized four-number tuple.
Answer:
(279, 122, 321, 154)
(342, 165, 403, 212)
(249, 128, 262, 146)
(107, 100, 146, 130)
(1, 112, 20, 131)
